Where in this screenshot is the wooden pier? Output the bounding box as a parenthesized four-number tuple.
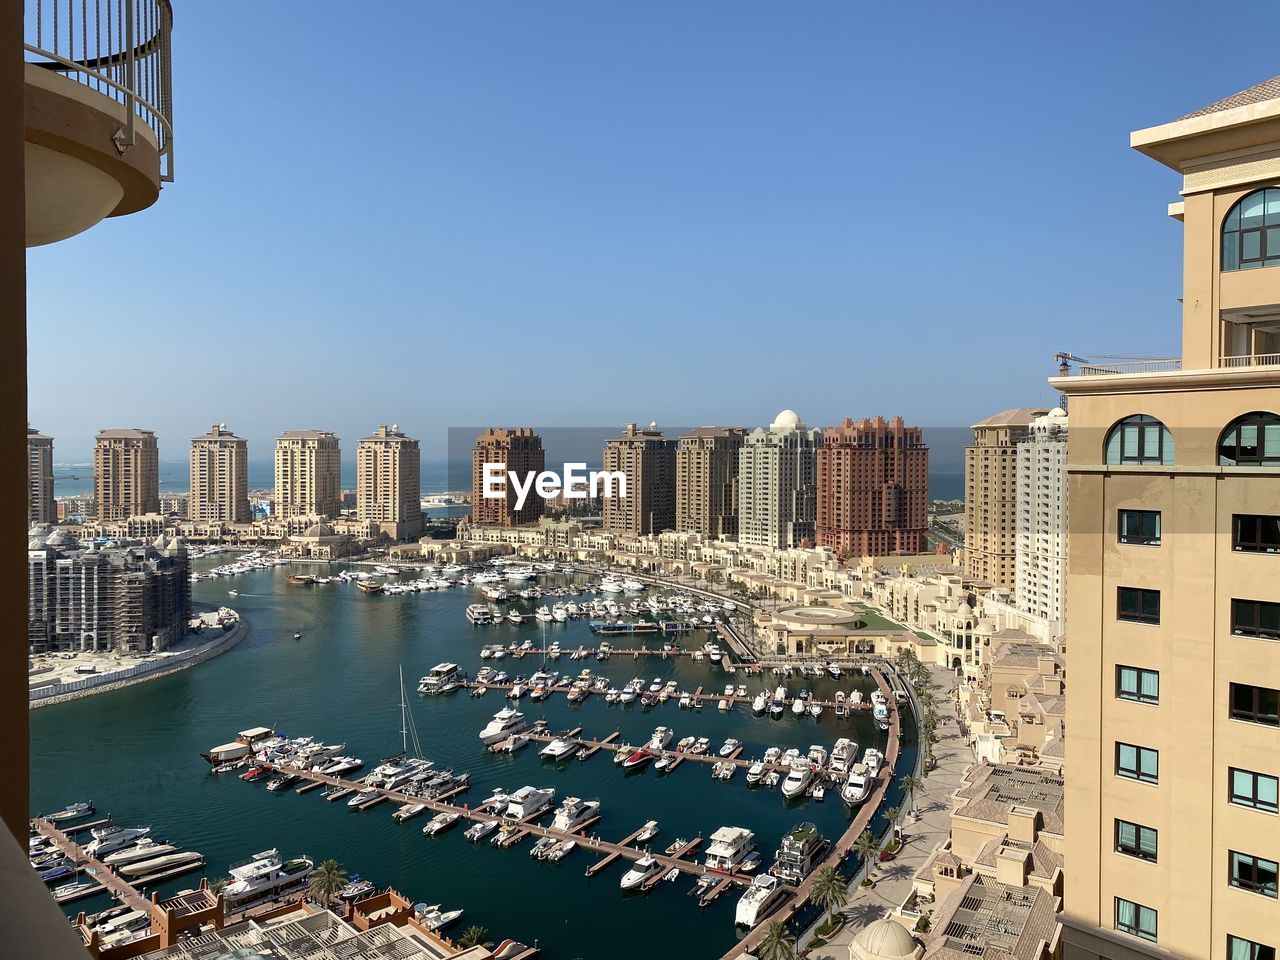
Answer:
(584, 820, 660, 878)
(31, 819, 158, 922)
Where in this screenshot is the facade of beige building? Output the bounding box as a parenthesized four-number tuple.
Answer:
(1055, 78, 1280, 960)
(738, 409, 822, 549)
(357, 424, 422, 540)
(601, 422, 675, 536)
(965, 409, 1046, 590)
(94, 427, 160, 521)
(27, 425, 54, 524)
(675, 426, 745, 537)
(1014, 408, 1069, 634)
(275, 430, 341, 521)
(189, 423, 250, 524)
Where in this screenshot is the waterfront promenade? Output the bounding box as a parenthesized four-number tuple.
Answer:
(806, 664, 971, 959)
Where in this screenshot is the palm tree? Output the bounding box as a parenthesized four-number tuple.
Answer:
(810, 865, 848, 929)
(457, 926, 492, 950)
(900, 774, 924, 815)
(207, 877, 226, 898)
(307, 859, 347, 907)
(758, 920, 796, 960)
(853, 829, 880, 879)
(882, 805, 901, 840)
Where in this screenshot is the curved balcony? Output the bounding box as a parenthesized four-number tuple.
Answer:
(23, 0, 173, 246)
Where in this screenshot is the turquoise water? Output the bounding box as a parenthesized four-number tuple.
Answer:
(30, 564, 913, 959)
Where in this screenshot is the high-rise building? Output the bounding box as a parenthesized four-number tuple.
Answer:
(601, 422, 676, 536)
(28, 527, 190, 653)
(738, 410, 822, 549)
(27, 425, 53, 525)
(816, 416, 928, 558)
(964, 409, 1047, 589)
(357, 424, 422, 540)
(1014, 409, 1068, 633)
(1054, 78, 1280, 960)
(189, 423, 250, 524)
(675, 427, 746, 537)
(274, 430, 341, 521)
(94, 428, 160, 522)
(471, 428, 546, 527)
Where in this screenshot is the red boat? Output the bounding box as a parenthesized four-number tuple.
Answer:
(621, 749, 653, 770)
(240, 765, 269, 781)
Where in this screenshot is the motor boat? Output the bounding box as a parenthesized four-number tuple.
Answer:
(719, 738, 742, 757)
(809, 701, 823, 718)
(863, 748, 884, 776)
(648, 726, 673, 750)
(792, 697, 807, 716)
(654, 752, 676, 773)
(539, 738, 578, 761)
(479, 707, 529, 745)
(704, 826, 756, 872)
(464, 820, 499, 842)
(418, 663, 463, 695)
(751, 692, 768, 715)
(223, 850, 313, 906)
(807, 745, 828, 767)
(676, 736, 696, 752)
(85, 826, 151, 858)
(620, 854, 663, 890)
(621, 749, 653, 771)
(770, 821, 830, 885)
(770, 687, 787, 718)
(44, 801, 94, 824)
(830, 738, 855, 776)
(746, 761, 765, 784)
(423, 812, 460, 836)
(103, 840, 179, 866)
(551, 797, 600, 833)
(691, 737, 710, 755)
(841, 765, 872, 805)
(505, 786, 556, 819)
(781, 760, 813, 800)
(735, 874, 787, 928)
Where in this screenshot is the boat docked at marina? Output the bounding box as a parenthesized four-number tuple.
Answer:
(770, 821, 829, 885)
(201, 726, 275, 765)
(44, 801, 94, 824)
(464, 820, 499, 842)
(704, 826, 756, 872)
(619, 854, 662, 890)
(780, 760, 813, 799)
(841, 764, 873, 806)
(85, 825, 151, 858)
(423, 812, 460, 836)
(505, 785, 556, 819)
(539, 738, 578, 761)
(223, 849, 314, 908)
(735, 874, 787, 927)
(648, 726, 673, 750)
(119, 850, 204, 879)
(101, 839, 178, 866)
(830, 738, 856, 776)
(620, 748, 653, 770)
(551, 797, 600, 832)
(418, 663, 463, 695)
(479, 707, 530, 745)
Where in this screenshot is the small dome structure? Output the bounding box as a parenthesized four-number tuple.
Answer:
(46, 529, 75, 548)
(849, 918, 924, 960)
(303, 521, 336, 538)
(770, 409, 802, 431)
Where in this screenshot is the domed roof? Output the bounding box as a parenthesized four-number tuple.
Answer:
(304, 521, 336, 538)
(1047, 406, 1067, 418)
(770, 409, 801, 431)
(976, 620, 995, 635)
(46, 529, 75, 548)
(850, 918, 922, 960)
(28, 536, 47, 550)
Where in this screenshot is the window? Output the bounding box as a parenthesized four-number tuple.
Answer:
(1230, 767, 1279, 814)
(1118, 587, 1160, 625)
(1230, 851, 1279, 898)
(1119, 509, 1161, 545)
(1235, 514, 1280, 553)
(1115, 819, 1158, 861)
(1115, 898, 1157, 942)
(1230, 935, 1277, 960)
(1105, 415, 1174, 465)
(1231, 683, 1280, 726)
(1116, 742, 1159, 783)
(1117, 665, 1159, 704)
(1219, 412, 1280, 466)
(1233, 599, 1280, 640)
(1223, 188, 1280, 271)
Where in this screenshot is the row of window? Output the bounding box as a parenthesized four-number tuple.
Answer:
(1114, 586, 1279, 637)
(1117, 510, 1280, 553)
(1116, 903, 1276, 960)
(1103, 411, 1280, 466)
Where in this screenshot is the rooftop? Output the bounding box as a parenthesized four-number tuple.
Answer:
(924, 874, 1060, 960)
(953, 764, 1064, 835)
(96, 428, 156, 440)
(1180, 73, 1280, 119)
(970, 409, 1048, 431)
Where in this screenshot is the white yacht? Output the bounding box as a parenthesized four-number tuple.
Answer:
(841, 764, 872, 806)
(648, 726, 673, 750)
(873, 700, 890, 730)
(464, 820, 499, 842)
(781, 760, 813, 800)
(751, 692, 768, 715)
(103, 839, 178, 867)
(704, 826, 756, 872)
(735, 874, 787, 927)
(465, 604, 493, 624)
(770, 821, 829, 886)
(223, 849, 314, 907)
(317, 756, 363, 777)
(863, 748, 884, 776)
(418, 663, 463, 695)
(830, 738, 855, 776)
(620, 854, 663, 890)
(599, 576, 625, 594)
(550, 797, 600, 833)
(539, 738, 578, 761)
(86, 826, 151, 858)
(719, 738, 742, 757)
(481, 585, 508, 602)
(479, 707, 529, 745)
(505, 786, 556, 820)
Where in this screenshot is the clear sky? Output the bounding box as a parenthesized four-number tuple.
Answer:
(26, 0, 1280, 462)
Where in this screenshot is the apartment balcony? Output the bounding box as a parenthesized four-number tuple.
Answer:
(1220, 352, 1280, 369)
(23, 0, 173, 246)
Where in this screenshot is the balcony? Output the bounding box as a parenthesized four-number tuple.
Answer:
(23, 0, 173, 245)
(1220, 352, 1280, 369)
(1067, 356, 1183, 377)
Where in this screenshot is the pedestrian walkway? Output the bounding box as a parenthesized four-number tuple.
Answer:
(807, 665, 974, 959)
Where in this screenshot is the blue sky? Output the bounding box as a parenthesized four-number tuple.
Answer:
(26, 0, 1280, 461)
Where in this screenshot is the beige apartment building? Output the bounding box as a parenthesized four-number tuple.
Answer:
(274, 430, 341, 520)
(675, 426, 746, 537)
(1054, 78, 1280, 960)
(965, 409, 1047, 589)
(27, 425, 53, 524)
(357, 424, 422, 540)
(738, 409, 822, 549)
(94, 428, 160, 521)
(601, 422, 676, 536)
(471, 427, 545, 527)
(189, 423, 250, 523)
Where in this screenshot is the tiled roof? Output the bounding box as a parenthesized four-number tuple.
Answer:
(970, 408, 1049, 430)
(1181, 75, 1280, 120)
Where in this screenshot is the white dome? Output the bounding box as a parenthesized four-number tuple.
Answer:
(1047, 406, 1067, 418)
(850, 918, 922, 960)
(770, 409, 802, 431)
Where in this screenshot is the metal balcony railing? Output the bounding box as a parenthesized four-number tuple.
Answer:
(1220, 353, 1280, 368)
(1075, 357, 1182, 376)
(24, 0, 173, 180)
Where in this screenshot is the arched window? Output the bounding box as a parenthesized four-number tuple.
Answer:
(1105, 415, 1174, 466)
(1223, 188, 1280, 271)
(1219, 412, 1280, 466)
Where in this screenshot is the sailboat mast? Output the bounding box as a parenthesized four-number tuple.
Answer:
(399, 665, 408, 755)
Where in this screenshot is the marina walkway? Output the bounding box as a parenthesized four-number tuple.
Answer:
(31, 819, 158, 920)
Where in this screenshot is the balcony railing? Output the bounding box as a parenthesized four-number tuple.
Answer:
(24, 0, 173, 180)
(1074, 357, 1182, 376)
(1220, 353, 1280, 369)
